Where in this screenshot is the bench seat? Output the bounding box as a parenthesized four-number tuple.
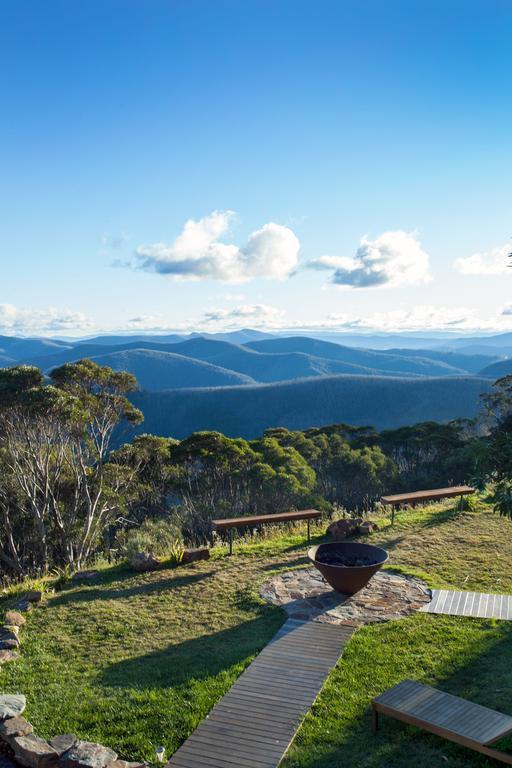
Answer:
(373, 680, 512, 764)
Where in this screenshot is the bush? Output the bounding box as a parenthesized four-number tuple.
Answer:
(118, 518, 183, 559)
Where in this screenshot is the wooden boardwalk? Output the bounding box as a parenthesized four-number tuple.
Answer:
(421, 589, 512, 620)
(167, 618, 354, 768)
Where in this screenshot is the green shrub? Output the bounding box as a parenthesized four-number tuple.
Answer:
(118, 518, 183, 559)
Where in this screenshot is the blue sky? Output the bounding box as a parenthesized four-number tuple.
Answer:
(1, 0, 511, 336)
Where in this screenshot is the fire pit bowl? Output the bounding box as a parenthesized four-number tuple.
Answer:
(308, 541, 389, 595)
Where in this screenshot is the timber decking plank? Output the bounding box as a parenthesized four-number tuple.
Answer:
(381, 485, 474, 506)
(422, 589, 512, 620)
(166, 619, 353, 768)
(374, 680, 512, 745)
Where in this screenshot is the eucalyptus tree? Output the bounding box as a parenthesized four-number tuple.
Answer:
(477, 375, 512, 517)
(0, 361, 143, 574)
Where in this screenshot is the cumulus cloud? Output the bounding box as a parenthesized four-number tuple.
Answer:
(308, 230, 432, 288)
(454, 243, 512, 276)
(0, 304, 95, 334)
(135, 210, 300, 282)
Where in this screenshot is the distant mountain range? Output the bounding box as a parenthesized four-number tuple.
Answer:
(1, 328, 509, 437)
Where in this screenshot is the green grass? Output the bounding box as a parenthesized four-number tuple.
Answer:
(2, 499, 512, 767)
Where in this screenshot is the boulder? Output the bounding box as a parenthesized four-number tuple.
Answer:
(0, 694, 26, 720)
(4, 612, 25, 627)
(181, 547, 210, 564)
(0, 715, 33, 741)
(108, 762, 147, 768)
(129, 553, 160, 573)
(11, 734, 58, 768)
(327, 517, 363, 540)
(0, 650, 19, 664)
(71, 571, 99, 583)
(49, 735, 78, 757)
(22, 591, 42, 604)
(60, 741, 117, 768)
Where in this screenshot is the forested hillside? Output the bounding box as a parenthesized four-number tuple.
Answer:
(131, 374, 492, 438)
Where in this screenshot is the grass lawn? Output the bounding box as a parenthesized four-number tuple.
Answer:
(2, 497, 512, 767)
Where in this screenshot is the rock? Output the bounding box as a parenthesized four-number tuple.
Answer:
(181, 547, 210, 564)
(108, 762, 147, 768)
(129, 553, 160, 573)
(4, 612, 25, 627)
(60, 741, 117, 768)
(0, 694, 26, 719)
(22, 592, 42, 604)
(358, 520, 379, 535)
(0, 630, 20, 647)
(0, 715, 33, 740)
(2, 626, 19, 636)
(71, 571, 99, 583)
(327, 517, 363, 540)
(0, 650, 19, 664)
(0, 756, 18, 768)
(13, 601, 32, 613)
(12, 734, 58, 768)
(0, 754, 18, 768)
(49, 735, 78, 756)
(0, 638, 20, 651)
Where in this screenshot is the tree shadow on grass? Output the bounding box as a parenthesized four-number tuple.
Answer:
(286, 621, 512, 768)
(50, 571, 214, 607)
(99, 610, 284, 690)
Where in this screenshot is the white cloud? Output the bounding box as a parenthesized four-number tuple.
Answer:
(135, 210, 300, 282)
(0, 304, 96, 335)
(201, 304, 286, 328)
(454, 243, 512, 276)
(308, 230, 432, 288)
(324, 305, 481, 332)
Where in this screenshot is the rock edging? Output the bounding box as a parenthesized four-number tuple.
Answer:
(0, 595, 148, 768)
(0, 696, 146, 768)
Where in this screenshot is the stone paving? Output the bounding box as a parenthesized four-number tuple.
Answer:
(260, 568, 432, 627)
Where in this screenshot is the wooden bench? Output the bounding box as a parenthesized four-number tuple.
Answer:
(211, 509, 322, 555)
(372, 679, 512, 764)
(381, 485, 475, 524)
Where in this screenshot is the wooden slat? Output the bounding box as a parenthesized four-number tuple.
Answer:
(211, 509, 322, 529)
(166, 619, 353, 768)
(422, 589, 512, 621)
(381, 485, 475, 506)
(374, 680, 512, 752)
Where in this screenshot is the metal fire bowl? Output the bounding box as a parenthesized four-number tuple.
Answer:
(308, 541, 389, 595)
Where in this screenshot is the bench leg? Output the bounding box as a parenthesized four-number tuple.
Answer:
(372, 704, 379, 732)
(307, 518, 311, 544)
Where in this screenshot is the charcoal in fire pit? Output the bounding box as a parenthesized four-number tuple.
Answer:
(315, 552, 379, 567)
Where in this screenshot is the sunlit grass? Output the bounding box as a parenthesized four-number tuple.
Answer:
(1, 498, 512, 766)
